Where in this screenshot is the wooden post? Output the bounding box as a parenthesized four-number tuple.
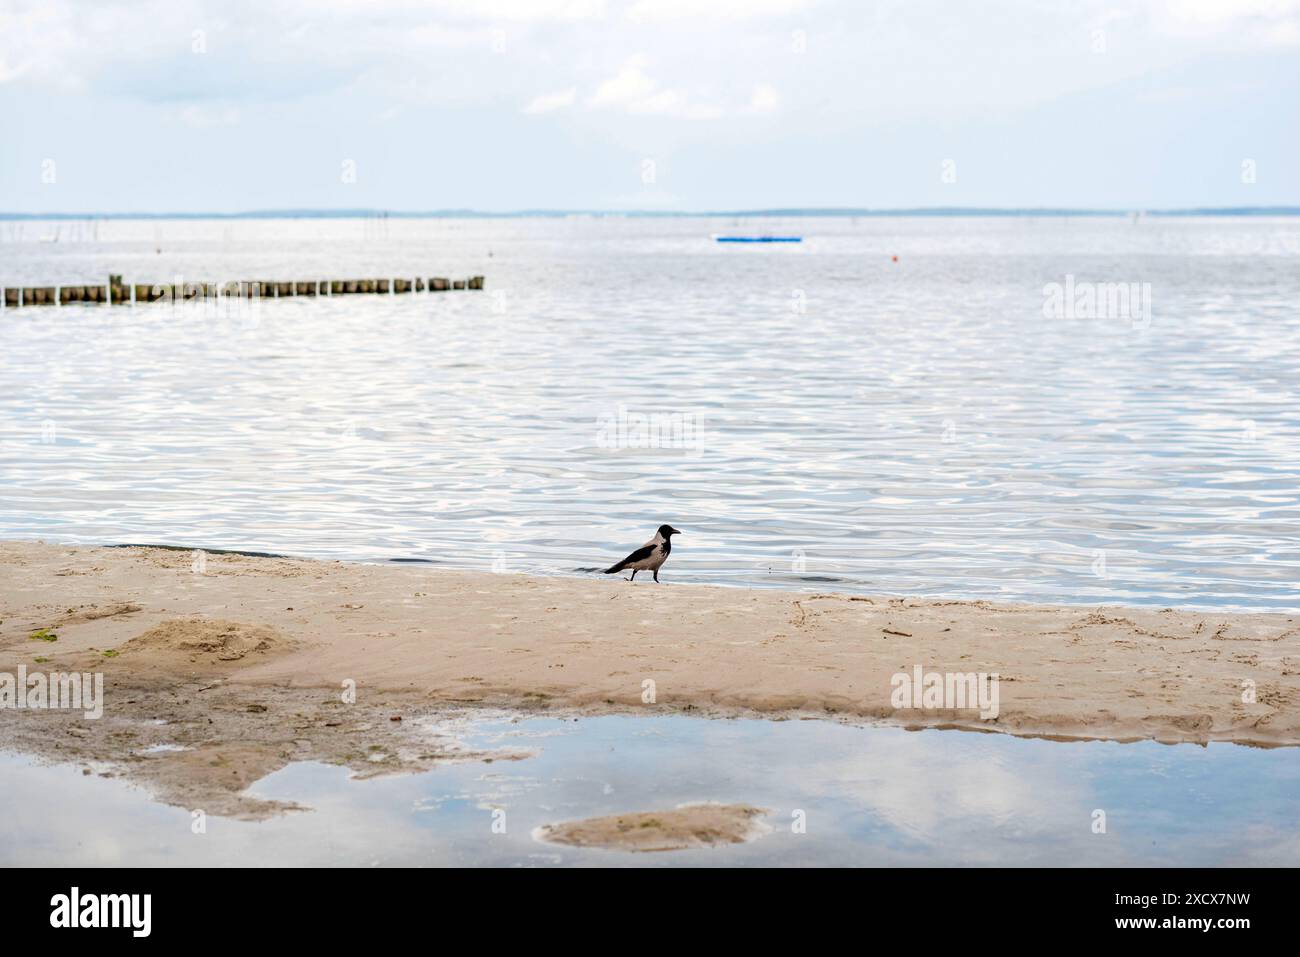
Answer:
(13, 274, 486, 306)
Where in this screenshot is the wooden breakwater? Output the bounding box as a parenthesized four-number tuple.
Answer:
(2, 274, 485, 307)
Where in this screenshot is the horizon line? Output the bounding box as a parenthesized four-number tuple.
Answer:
(3, 205, 1300, 221)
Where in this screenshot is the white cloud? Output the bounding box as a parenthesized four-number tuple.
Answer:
(0, 56, 29, 84)
(449, 0, 607, 19)
(1166, 0, 1300, 24)
(1265, 18, 1300, 42)
(523, 87, 577, 113)
(749, 83, 779, 113)
(311, 0, 608, 20)
(626, 0, 811, 22)
(0, 1, 90, 90)
(588, 55, 658, 108)
(586, 55, 723, 119)
(1155, 0, 1300, 45)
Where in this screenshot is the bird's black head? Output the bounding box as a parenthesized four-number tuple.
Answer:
(658, 524, 681, 538)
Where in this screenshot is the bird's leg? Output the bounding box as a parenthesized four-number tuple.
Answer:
(629, 570, 637, 582)
(653, 569, 660, 583)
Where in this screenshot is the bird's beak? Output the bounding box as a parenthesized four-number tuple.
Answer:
(670, 527, 682, 535)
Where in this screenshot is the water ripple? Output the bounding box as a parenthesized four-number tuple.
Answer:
(2, 216, 1299, 610)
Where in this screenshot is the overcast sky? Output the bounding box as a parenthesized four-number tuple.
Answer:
(2, 0, 1298, 212)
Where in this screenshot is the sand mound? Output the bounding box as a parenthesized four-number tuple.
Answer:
(122, 618, 291, 662)
(535, 803, 769, 852)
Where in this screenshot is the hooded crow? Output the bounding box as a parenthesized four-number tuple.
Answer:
(604, 525, 681, 582)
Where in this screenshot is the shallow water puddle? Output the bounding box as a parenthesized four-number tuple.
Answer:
(3, 714, 1298, 866)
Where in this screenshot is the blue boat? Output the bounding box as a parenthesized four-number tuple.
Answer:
(714, 235, 802, 243)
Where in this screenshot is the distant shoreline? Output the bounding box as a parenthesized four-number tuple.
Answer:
(3, 206, 1300, 221)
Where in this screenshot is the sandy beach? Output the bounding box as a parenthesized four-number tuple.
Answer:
(2, 540, 1298, 818)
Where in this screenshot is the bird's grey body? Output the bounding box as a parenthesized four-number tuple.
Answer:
(604, 525, 681, 582)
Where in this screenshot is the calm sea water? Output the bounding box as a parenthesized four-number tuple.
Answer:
(2, 216, 1298, 609)
(3, 714, 1299, 866)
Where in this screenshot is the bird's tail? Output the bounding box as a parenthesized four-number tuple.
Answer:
(603, 560, 627, 574)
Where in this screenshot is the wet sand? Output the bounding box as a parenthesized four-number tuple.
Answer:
(535, 804, 770, 852)
(2, 541, 1298, 817)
